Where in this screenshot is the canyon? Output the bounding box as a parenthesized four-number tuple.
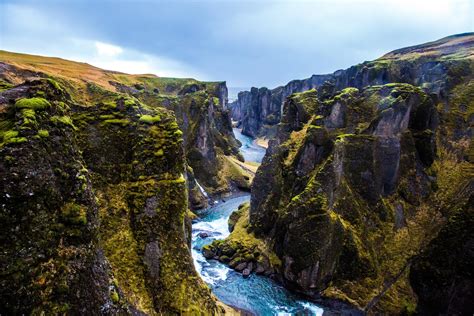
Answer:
(1, 32, 473, 315)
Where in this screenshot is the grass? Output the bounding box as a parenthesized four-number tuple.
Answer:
(219, 155, 253, 189)
(0, 50, 225, 104)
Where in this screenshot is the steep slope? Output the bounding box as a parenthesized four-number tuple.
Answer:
(0, 51, 249, 210)
(216, 34, 474, 314)
(229, 33, 474, 140)
(0, 54, 235, 314)
(229, 75, 332, 138)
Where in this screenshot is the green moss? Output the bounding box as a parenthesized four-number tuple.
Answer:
(101, 119, 130, 126)
(124, 98, 136, 107)
(19, 108, 38, 128)
(103, 101, 117, 109)
(15, 97, 51, 110)
(61, 203, 87, 225)
(214, 202, 282, 268)
(2, 130, 27, 145)
(47, 78, 63, 92)
(110, 290, 120, 303)
(51, 116, 76, 130)
(3, 130, 19, 141)
(168, 121, 179, 130)
(335, 133, 356, 143)
(139, 114, 161, 124)
(0, 80, 13, 91)
(7, 137, 27, 144)
(38, 130, 49, 138)
(98, 184, 155, 314)
(333, 87, 359, 102)
(4, 155, 14, 163)
(99, 114, 116, 120)
(228, 203, 247, 232)
(35, 91, 46, 98)
(21, 108, 36, 120)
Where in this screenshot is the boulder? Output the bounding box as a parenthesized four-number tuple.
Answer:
(235, 262, 247, 272)
(198, 232, 209, 239)
(202, 245, 216, 259)
(255, 263, 265, 274)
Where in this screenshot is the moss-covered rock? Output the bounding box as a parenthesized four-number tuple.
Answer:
(409, 194, 473, 315)
(228, 202, 247, 232)
(0, 71, 223, 314)
(248, 78, 473, 314)
(204, 202, 281, 277)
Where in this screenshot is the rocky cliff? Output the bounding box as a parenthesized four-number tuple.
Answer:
(229, 75, 332, 138)
(0, 52, 237, 314)
(230, 33, 474, 141)
(216, 34, 474, 314)
(0, 51, 249, 211)
(132, 78, 246, 207)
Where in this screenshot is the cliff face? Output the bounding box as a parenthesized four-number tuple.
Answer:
(0, 51, 248, 211)
(131, 78, 245, 205)
(0, 53, 229, 314)
(229, 75, 332, 137)
(409, 195, 474, 315)
(230, 33, 474, 141)
(223, 34, 473, 314)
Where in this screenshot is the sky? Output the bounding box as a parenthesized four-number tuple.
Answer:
(0, 0, 473, 89)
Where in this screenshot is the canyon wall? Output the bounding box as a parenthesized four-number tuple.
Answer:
(0, 53, 237, 314)
(229, 33, 473, 142)
(216, 33, 474, 314)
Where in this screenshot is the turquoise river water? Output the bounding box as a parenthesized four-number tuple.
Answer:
(191, 128, 324, 315)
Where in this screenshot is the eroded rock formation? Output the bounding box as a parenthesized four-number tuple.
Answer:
(218, 33, 474, 314)
(0, 53, 235, 314)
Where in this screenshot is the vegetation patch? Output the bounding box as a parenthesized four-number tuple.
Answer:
(204, 202, 282, 274)
(139, 114, 161, 124)
(37, 129, 49, 138)
(51, 115, 76, 129)
(15, 97, 51, 110)
(60, 202, 87, 225)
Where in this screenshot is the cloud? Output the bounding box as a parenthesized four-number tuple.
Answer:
(1, 0, 472, 88)
(87, 48, 206, 79)
(0, 3, 208, 80)
(95, 42, 123, 57)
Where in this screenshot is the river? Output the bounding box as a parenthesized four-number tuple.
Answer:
(190, 129, 324, 315)
(232, 128, 266, 163)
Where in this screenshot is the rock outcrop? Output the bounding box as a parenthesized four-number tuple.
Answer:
(220, 33, 474, 314)
(202, 202, 280, 278)
(0, 51, 248, 211)
(229, 33, 474, 141)
(229, 75, 332, 138)
(0, 53, 230, 314)
(109, 75, 244, 204)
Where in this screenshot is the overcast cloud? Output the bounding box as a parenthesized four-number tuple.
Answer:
(0, 0, 472, 88)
